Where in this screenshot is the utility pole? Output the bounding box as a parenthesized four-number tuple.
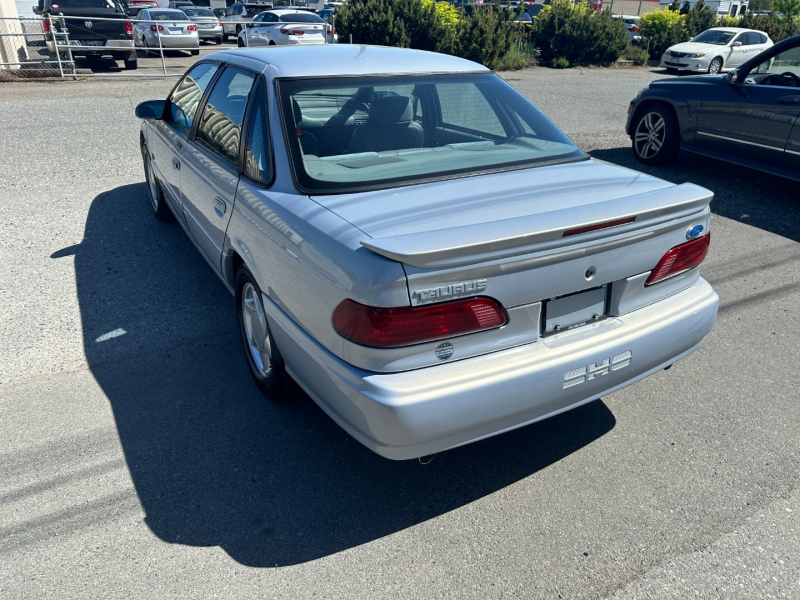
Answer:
(0, 0, 28, 69)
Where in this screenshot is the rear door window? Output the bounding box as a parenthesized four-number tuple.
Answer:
(166, 62, 219, 134)
(194, 67, 256, 166)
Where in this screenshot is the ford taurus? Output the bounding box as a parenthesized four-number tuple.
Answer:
(135, 46, 719, 459)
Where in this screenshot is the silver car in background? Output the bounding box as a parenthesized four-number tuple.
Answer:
(182, 7, 224, 44)
(135, 46, 718, 460)
(133, 8, 200, 55)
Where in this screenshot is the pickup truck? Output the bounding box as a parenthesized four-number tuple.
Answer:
(34, 0, 137, 70)
(220, 2, 272, 39)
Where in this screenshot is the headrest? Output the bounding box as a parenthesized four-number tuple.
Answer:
(368, 96, 413, 126)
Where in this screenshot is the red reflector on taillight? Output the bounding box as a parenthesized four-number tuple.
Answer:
(42, 18, 51, 33)
(630, 25, 640, 30)
(332, 297, 507, 348)
(645, 233, 710, 286)
(187, 24, 197, 31)
(124, 20, 133, 35)
(280, 28, 289, 34)
(218, 20, 223, 26)
(563, 217, 636, 237)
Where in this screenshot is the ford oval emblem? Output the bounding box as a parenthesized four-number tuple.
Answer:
(686, 224, 704, 240)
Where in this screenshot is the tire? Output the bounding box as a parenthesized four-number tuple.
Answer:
(142, 144, 173, 221)
(191, 49, 199, 56)
(269, 41, 276, 46)
(124, 56, 138, 70)
(235, 266, 287, 396)
(237, 38, 245, 47)
(631, 105, 680, 166)
(216, 36, 223, 44)
(708, 57, 723, 75)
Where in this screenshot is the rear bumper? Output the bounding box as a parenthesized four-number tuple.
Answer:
(267, 277, 718, 460)
(46, 39, 134, 54)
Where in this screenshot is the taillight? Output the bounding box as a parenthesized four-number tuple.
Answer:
(42, 18, 51, 33)
(332, 297, 507, 348)
(124, 20, 133, 35)
(645, 234, 710, 286)
(187, 24, 197, 31)
(150, 24, 164, 31)
(630, 24, 640, 31)
(280, 28, 304, 35)
(218, 20, 223, 26)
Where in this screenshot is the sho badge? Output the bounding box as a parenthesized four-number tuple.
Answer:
(435, 342, 454, 361)
(563, 351, 632, 389)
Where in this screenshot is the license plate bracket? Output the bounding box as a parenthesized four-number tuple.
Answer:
(542, 285, 609, 337)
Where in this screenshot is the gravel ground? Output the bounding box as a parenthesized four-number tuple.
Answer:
(0, 63, 798, 599)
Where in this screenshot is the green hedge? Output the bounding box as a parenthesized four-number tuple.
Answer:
(335, 0, 525, 69)
(530, 0, 629, 66)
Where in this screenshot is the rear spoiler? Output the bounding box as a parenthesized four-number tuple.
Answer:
(361, 183, 712, 269)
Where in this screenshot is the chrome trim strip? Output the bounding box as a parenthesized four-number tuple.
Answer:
(786, 148, 800, 157)
(696, 131, 784, 152)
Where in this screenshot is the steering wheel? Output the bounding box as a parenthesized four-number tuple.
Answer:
(779, 71, 800, 87)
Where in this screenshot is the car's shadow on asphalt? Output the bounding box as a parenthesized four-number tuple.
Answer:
(70, 183, 616, 567)
(590, 148, 800, 243)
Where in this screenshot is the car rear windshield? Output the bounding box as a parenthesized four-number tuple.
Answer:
(692, 30, 735, 45)
(183, 8, 214, 16)
(278, 12, 323, 22)
(279, 73, 585, 194)
(150, 9, 189, 19)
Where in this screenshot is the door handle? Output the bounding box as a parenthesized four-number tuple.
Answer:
(213, 197, 227, 217)
(176, 140, 183, 150)
(172, 157, 180, 170)
(777, 97, 800, 105)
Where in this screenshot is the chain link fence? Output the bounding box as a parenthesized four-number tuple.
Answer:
(0, 14, 250, 80)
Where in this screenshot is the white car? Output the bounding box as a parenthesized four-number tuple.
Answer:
(237, 9, 330, 46)
(660, 27, 773, 74)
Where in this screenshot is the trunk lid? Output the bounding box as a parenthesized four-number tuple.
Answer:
(312, 159, 713, 311)
(312, 159, 676, 243)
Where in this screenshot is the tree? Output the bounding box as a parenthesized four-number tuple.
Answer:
(530, 0, 628, 65)
(773, 0, 800, 20)
(748, 0, 774, 12)
(639, 7, 687, 57)
(685, 0, 717, 37)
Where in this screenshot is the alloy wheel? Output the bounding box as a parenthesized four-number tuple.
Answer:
(241, 282, 272, 378)
(634, 112, 665, 160)
(146, 155, 159, 211)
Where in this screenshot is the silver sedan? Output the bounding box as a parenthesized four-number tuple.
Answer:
(135, 46, 718, 460)
(133, 8, 200, 55)
(182, 7, 224, 45)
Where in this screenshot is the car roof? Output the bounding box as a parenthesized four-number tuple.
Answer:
(213, 45, 489, 78)
(706, 27, 752, 33)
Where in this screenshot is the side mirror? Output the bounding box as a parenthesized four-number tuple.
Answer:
(689, 37, 694, 41)
(733, 41, 742, 47)
(32, 6, 42, 13)
(135, 99, 166, 119)
(725, 70, 740, 84)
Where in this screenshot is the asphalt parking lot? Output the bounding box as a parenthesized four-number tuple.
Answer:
(1, 59, 799, 598)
